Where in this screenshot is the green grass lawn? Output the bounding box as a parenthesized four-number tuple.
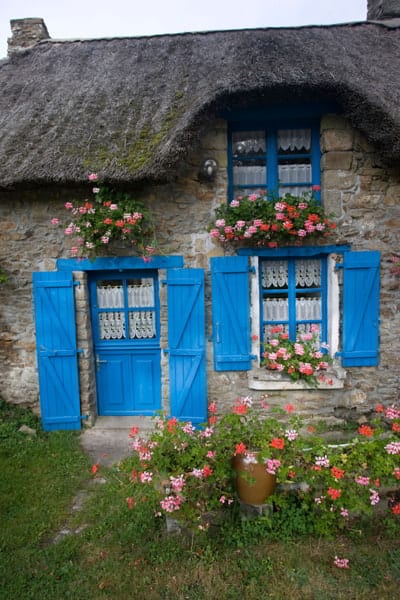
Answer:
(0, 399, 399, 599)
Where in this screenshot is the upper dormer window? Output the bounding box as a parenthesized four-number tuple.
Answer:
(227, 113, 321, 203)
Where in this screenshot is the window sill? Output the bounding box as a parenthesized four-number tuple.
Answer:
(248, 363, 346, 391)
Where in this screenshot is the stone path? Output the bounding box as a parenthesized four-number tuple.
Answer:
(79, 416, 155, 467)
(50, 416, 156, 544)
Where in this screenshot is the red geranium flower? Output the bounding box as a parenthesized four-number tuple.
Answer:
(331, 466, 345, 480)
(270, 438, 285, 450)
(235, 442, 247, 455)
(391, 503, 400, 515)
(359, 425, 374, 437)
(327, 487, 341, 500)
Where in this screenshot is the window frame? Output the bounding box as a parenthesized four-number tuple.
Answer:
(227, 114, 321, 203)
(89, 270, 160, 348)
(259, 254, 329, 345)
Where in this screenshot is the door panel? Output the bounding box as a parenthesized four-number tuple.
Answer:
(90, 271, 161, 416)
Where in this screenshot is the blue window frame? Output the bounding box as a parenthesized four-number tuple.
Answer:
(228, 122, 321, 202)
(259, 255, 328, 345)
(89, 270, 160, 347)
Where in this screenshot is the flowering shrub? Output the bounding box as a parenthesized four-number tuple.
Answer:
(126, 399, 400, 539)
(52, 174, 157, 259)
(262, 326, 332, 387)
(128, 413, 235, 530)
(209, 191, 336, 248)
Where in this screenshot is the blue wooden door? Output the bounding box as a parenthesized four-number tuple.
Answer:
(90, 272, 161, 415)
(32, 271, 81, 431)
(167, 269, 206, 425)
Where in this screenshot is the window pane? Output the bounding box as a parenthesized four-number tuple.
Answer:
(279, 185, 312, 198)
(263, 323, 289, 342)
(233, 160, 266, 187)
(263, 296, 288, 321)
(96, 280, 124, 308)
(127, 278, 154, 308)
(278, 129, 311, 153)
(98, 312, 126, 339)
(232, 131, 266, 156)
(296, 294, 321, 320)
(278, 161, 312, 185)
(296, 260, 321, 288)
(261, 260, 288, 289)
(128, 311, 156, 339)
(296, 323, 321, 336)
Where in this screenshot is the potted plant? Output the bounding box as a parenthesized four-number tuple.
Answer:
(208, 191, 336, 248)
(52, 173, 157, 259)
(125, 400, 400, 534)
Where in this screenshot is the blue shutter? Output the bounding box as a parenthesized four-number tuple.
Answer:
(167, 269, 206, 425)
(211, 256, 252, 371)
(342, 251, 380, 367)
(32, 271, 81, 430)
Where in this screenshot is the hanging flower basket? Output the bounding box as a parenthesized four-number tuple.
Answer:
(208, 191, 336, 248)
(51, 174, 157, 260)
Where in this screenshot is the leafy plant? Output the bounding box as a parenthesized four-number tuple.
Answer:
(127, 399, 400, 538)
(209, 190, 336, 247)
(52, 173, 157, 259)
(262, 325, 333, 386)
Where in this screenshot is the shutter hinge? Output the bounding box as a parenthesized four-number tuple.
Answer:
(335, 264, 344, 271)
(250, 354, 257, 361)
(163, 348, 169, 354)
(73, 281, 81, 287)
(80, 414, 89, 421)
(248, 266, 256, 273)
(161, 280, 167, 285)
(335, 351, 343, 358)
(77, 348, 85, 355)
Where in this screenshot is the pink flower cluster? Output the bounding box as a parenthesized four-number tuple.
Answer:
(334, 556, 350, 569)
(160, 495, 184, 513)
(266, 458, 281, 475)
(385, 442, 400, 455)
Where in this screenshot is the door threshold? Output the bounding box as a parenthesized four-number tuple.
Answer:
(92, 416, 156, 430)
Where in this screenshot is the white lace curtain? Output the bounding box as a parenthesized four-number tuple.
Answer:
(278, 129, 311, 152)
(97, 281, 153, 308)
(96, 280, 155, 340)
(262, 260, 321, 288)
(263, 298, 321, 321)
(262, 259, 321, 324)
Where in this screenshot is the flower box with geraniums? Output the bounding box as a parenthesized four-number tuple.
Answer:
(52, 173, 157, 260)
(262, 326, 333, 387)
(124, 399, 400, 540)
(208, 190, 336, 248)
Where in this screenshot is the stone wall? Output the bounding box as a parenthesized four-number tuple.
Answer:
(0, 113, 399, 422)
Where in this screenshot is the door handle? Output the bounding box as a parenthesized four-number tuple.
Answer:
(96, 355, 107, 370)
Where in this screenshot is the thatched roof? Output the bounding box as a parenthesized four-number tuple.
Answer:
(0, 20, 400, 189)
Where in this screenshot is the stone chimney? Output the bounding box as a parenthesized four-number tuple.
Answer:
(367, 0, 400, 20)
(8, 18, 50, 56)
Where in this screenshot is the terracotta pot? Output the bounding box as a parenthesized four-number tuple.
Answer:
(232, 452, 276, 505)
